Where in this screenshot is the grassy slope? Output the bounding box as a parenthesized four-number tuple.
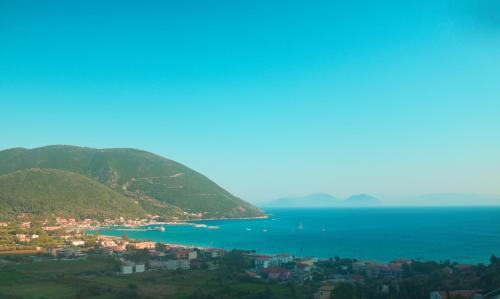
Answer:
(0, 145, 263, 218)
(0, 257, 305, 299)
(0, 168, 146, 220)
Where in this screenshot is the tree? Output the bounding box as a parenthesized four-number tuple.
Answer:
(264, 285, 273, 299)
(189, 288, 215, 299)
(289, 283, 298, 299)
(331, 283, 357, 299)
(490, 255, 498, 265)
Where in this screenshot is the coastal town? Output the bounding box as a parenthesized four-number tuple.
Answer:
(1, 215, 500, 299)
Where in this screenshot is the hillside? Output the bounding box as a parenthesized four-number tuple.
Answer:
(0, 168, 147, 220)
(0, 145, 263, 219)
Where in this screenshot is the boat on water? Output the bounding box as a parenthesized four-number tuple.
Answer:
(262, 229, 268, 232)
(207, 226, 219, 229)
(245, 228, 252, 231)
(194, 224, 208, 228)
(156, 226, 166, 232)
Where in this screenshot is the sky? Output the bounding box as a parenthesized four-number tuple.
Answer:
(1, 0, 500, 203)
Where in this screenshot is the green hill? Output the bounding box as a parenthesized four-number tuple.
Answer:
(0, 168, 147, 220)
(0, 145, 263, 219)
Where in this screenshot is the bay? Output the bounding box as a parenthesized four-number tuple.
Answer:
(93, 207, 500, 264)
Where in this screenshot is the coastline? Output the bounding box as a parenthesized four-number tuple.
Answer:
(95, 233, 217, 251)
(186, 215, 269, 222)
(88, 215, 269, 230)
(88, 208, 500, 265)
(92, 233, 481, 267)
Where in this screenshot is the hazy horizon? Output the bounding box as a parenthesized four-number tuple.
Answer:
(253, 191, 500, 206)
(1, 1, 500, 203)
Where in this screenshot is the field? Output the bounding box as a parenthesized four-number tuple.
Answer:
(0, 256, 306, 299)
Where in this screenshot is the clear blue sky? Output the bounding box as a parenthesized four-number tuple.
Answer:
(1, 0, 499, 202)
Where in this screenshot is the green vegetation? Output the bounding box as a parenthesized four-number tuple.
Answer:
(0, 255, 306, 299)
(324, 257, 500, 299)
(0, 257, 118, 299)
(0, 145, 263, 220)
(0, 169, 146, 220)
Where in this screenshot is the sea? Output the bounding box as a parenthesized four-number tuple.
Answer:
(93, 207, 500, 264)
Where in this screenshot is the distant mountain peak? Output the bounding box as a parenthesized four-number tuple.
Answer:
(343, 194, 381, 206)
(261, 193, 338, 207)
(261, 193, 382, 208)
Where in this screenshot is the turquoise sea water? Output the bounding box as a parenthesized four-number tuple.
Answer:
(93, 207, 500, 264)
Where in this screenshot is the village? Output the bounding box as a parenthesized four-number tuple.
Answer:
(1, 216, 500, 299)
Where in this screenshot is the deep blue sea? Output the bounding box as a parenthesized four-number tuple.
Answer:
(94, 207, 500, 264)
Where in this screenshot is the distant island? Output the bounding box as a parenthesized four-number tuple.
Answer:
(261, 193, 382, 207)
(0, 145, 264, 221)
(261, 192, 500, 208)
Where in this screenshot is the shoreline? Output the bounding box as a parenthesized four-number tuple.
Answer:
(89, 215, 269, 230)
(87, 209, 498, 265)
(186, 215, 269, 222)
(91, 232, 482, 266)
(96, 233, 216, 251)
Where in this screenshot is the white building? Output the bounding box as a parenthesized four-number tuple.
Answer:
(188, 251, 197, 260)
(205, 248, 225, 258)
(120, 262, 146, 274)
(255, 256, 272, 269)
(121, 264, 133, 274)
(175, 249, 198, 260)
(271, 254, 293, 266)
(71, 240, 85, 246)
(135, 263, 145, 273)
(166, 259, 190, 270)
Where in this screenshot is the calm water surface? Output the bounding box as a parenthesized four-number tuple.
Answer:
(93, 207, 500, 264)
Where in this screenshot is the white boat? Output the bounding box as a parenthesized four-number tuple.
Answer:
(194, 224, 208, 228)
(207, 226, 219, 229)
(262, 229, 268, 232)
(156, 226, 166, 232)
(245, 228, 252, 231)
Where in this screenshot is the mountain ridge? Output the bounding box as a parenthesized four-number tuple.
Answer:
(260, 193, 382, 207)
(261, 193, 340, 207)
(0, 145, 263, 220)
